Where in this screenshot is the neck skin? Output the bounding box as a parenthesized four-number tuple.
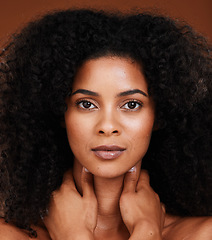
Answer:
(73, 160, 141, 238)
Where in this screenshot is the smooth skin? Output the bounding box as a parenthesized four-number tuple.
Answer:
(65, 56, 155, 179)
(43, 169, 212, 240)
(0, 57, 211, 239)
(44, 168, 164, 240)
(64, 56, 157, 239)
(0, 169, 211, 240)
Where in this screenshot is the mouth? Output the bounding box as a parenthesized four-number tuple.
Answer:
(91, 145, 126, 160)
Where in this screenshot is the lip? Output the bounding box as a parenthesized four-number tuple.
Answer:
(92, 145, 126, 160)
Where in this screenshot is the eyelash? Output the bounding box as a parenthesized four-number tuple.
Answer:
(121, 100, 143, 111)
(75, 99, 97, 110)
(75, 99, 143, 111)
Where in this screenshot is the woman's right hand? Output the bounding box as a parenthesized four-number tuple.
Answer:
(43, 168, 97, 240)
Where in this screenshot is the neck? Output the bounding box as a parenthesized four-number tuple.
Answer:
(93, 175, 124, 230)
(72, 161, 130, 236)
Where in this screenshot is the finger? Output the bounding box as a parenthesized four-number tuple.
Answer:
(122, 166, 137, 193)
(81, 167, 95, 198)
(161, 203, 166, 230)
(161, 203, 166, 214)
(155, 192, 160, 202)
(137, 170, 150, 190)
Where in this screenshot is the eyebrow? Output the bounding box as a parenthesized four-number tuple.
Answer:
(71, 88, 148, 97)
(72, 89, 99, 96)
(117, 89, 148, 97)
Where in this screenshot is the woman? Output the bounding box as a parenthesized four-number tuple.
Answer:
(0, 9, 211, 239)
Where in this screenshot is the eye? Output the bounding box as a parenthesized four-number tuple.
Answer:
(121, 100, 142, 111)
(76, 100, 97, 110)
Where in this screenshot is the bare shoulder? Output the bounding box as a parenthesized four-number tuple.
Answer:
(163, 215, 212, 240)
(0, 218, 51, 240)
(191, 217, 212, 240)
(0, 218, 29, 240)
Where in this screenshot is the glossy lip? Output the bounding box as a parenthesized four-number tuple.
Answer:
(91, 145, 126, 160)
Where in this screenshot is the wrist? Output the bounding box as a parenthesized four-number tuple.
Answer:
(128, 222, 162, 240)
(129, 231, 162, 240)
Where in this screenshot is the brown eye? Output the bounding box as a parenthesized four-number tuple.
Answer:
(128, 102, 137, 109)
(77, 100, 96, 109)
(121, 100, 142, 110)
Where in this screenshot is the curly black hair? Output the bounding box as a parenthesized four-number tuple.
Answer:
(0, 9, 211, 236)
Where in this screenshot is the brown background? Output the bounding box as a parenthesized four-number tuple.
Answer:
(0, 0, 212, 47)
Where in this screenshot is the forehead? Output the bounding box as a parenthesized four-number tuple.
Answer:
(72, 56, 148, 93)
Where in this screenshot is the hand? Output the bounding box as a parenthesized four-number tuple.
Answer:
(120, 168, 165, 240)
(43, 168, 98, 240)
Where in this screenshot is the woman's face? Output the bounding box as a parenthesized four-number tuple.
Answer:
(65, 56, 155, 178)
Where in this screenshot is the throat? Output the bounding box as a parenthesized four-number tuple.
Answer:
(73, 161, 127, 230)
(93, 176, 130, 239)
(94, 175, 123, 210)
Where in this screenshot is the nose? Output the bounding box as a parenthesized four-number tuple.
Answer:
(96, 111, 121, 136)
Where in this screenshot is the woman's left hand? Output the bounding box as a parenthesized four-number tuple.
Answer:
(120, 168, 165, 240)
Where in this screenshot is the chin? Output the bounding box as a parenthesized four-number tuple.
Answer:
(91, 167, 127, 179)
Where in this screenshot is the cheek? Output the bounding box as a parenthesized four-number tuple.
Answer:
(130, 123, 153, 147)
(126, 114, 154, 155)
(65, 112, 92, 151)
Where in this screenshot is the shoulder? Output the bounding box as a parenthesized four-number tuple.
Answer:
(190, 217, 212, 240)
(0, 218, 51, 240)
(163, 215, 212, 240)
(0, 218, 28, 240)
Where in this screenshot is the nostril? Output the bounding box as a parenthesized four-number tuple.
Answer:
(98, 130, 119, 134)
(112, 130, 118, 134)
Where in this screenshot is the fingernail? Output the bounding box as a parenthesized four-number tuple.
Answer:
(128, 166, 136, 172)
(84, 167, 89, 172)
